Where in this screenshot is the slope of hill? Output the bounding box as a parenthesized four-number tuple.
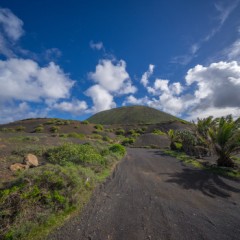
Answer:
(87, 105, 181, 125)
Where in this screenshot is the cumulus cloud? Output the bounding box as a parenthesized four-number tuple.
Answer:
(125, 61, 240, 120)
(140, 64, 155, 87)
(185, 61, 240, 110)
(85, 84, 116, 113)
(0, 102, 48, 124)
(53, 100, 88, 115)
(0, 58, 75, 102)
(86, 59, 136, 112)
(90, 41, 104, 50)
(89, 59, 136, 94)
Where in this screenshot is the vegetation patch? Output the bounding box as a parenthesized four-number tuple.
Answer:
(152, 129, 166, 135)
(0, 142, 125, 239)
(163, 149, 240, 178)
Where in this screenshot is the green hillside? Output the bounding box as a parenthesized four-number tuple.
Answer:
(87, 105, 181, 125)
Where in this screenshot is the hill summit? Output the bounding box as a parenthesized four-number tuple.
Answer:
(87, 105, 180, 125)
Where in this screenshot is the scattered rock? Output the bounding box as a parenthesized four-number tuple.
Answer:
(24, 154, 39, 167)
(10, 163, 29, 172)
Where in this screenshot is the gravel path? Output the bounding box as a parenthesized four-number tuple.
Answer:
(48, 148, 240, 240)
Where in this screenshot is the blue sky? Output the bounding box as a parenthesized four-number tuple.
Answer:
(0, 0, 240, 123)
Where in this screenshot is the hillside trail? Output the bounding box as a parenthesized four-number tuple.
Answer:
(48, 148, 240, 240)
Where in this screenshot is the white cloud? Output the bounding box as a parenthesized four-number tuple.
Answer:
(123, 95, 150, 106)
(0, 102, 47, 124)
(85, 84, 116, 113)
(146, 78, 183, 96)
(224, 39, 240, 61)
(0, 8, 24, 41)
(53, 100, 88, 115)
(89, 59, 136, 94)
(90, 41, 104, 50)
(86, 59, 136, 113)
(0, 58, 75, 102)
(0, 7, 24, 57)
(125, 61, 240, 120)
(140, 64, 155, 87)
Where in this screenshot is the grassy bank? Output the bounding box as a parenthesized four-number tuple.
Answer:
(0, 143, 125, 240)
(163, 149, 240, 179)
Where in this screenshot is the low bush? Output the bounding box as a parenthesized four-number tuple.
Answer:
(50, 126, 60, 133)
(121, 137, 135, 146)
(94, 124, 104, 131)
(109, 144, 126, 156)
(12, 145, 48, 157)
(81, 120, 89, 125)
(15, 126, 26, 132)
(115, 129, 125, 135)
(152, 129, 166, 135)
(46, 143, 105, 166)
(67, 132, 84, 139)
(102, 136, 111, 142)
(34, 126, 44, 133)
(0, 128, 15, 132)
(0, 164, 94, 239)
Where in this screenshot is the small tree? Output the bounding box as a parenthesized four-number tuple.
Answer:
(209, 116, 240, 167)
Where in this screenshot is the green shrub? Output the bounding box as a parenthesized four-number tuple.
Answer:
(44, 120, 55, 125)
(115, 129, 125, 135)
(50, 126, 60, 133)
(12, 145, 48, 157)
(94, 124, 104, 131)
(34, 126, 44, 133)
(46, 143, 105, 166)
(1, 128, 15, 132)
(109, 144, 126, 156)
(0, 164, 91, 239)
(67, 132, 84, 139)
(15, 126, 26, 132)
(131, 133, 140, 138)
(89, 134, 103, 140)
(153, 129, 166, 135)
(102, 136, 111, 142)
(82, 120, 89, 125)
(121, 137, 135, 146)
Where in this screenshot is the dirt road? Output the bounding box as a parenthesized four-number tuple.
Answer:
(48, 148, 240, 240)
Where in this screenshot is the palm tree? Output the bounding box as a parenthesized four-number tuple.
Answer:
(195, 116, 216, 156)
(209, 116, 240, 167)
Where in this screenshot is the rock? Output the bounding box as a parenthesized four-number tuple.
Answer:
(24, 154, 39, 167)
(10, 163, 28, 172)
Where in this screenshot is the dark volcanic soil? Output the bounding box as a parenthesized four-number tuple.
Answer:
(48, 148, 240, 240)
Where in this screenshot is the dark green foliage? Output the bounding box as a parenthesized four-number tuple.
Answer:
(94, 124, 104, 131)
(102, 136, 111, 142)
(121, 137, 135, 146)
(15, 126, 26, 132)
(152, 129, 166, 135)
(81, 120, 89, 125)
(209, 116, 240, 167)
(50, 126, 60, 133)
(67, 132, 84, 139)
(109, 144, 126, 156)
(34, 126, 44, 133)
(115, 129, 125, 135)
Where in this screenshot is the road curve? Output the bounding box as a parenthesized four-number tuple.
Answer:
(48, 148, 240, 240)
